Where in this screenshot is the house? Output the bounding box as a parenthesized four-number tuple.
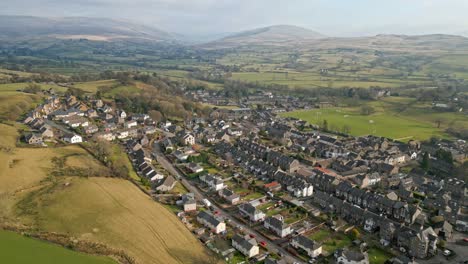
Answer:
(397, 227, 438, 259)
(85, 125, 99, 135)
(155, 176, 176, 192)
(177, 131, 195, 146)
(218, 188, 240, 204)
(143, 126, 157, 135)
(232, 234, 259, 258)
(25, 133, 43, 145)
(103, 123, 117, 132)
(353, 173, 381, 188)
(162, 138, 174, 151)
(118, 110, 127, 119)
(433, 221, 453, 240)
(197, 211, 226, 234)
(86, 109, 99, 118)
(264, 215, 292, 238)
(264, 181, 282, 192)
(125, 120, 138, 129)
(290, 235, 322, 258)
(199, 174, 225, 191)
(239, 203, 265, 222)
(178, 193, 197, 212)
(63, 133, 82, 144)
(186, 162, 204, 173)
(96, 132, 115, 141)
(116, 130, 129, 139)
(40, 126, 54, 138)
(334, 249, 369, 264)
(174, 150, 189, 161)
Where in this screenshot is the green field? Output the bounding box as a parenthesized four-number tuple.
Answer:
(0, 230, 116, 264)
(72, 79, 118, 93)
(282, 97, 468, 140)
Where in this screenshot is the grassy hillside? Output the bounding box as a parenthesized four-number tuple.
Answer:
(0, 87, 212, 263)
(0, 230, 116, 264)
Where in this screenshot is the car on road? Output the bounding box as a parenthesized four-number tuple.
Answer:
(259, 241, 267, 247)
(249, 234, 256, 238)
(443, 249, 452, 257)
(463, 237, 468, 242)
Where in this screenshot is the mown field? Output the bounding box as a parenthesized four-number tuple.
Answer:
(0, 230, 116, 264)
(282, 97, 468, 140)
(0, 88, 212, 263)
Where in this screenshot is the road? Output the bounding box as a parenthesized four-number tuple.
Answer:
(152, 142, 304, 264)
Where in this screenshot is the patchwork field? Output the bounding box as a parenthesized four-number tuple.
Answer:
(282, 97, 468, 140)
(0, 230, 116, 264)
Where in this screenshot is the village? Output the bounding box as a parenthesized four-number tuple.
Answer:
(20, 89, 468, 264)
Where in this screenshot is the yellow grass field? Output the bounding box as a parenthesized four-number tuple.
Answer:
(0, 124, 212, 264)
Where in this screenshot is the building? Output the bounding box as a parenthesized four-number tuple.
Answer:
(186, 162, 204, 173)
(290, 235, 322, 258)
(178, 193, 197, 212)
(239, 203, 265, 222)
(218, 188, 240, 204)
(232, 234, 259, 258)
(397, 227, 438, 259)
(25, 133, 43, 145)
(155, 176, 176, 192)
(179, 132, 195, 146)
(197, 211, 226, 234)
(63, 133, 83, 144)
(264, 215, 292, 238)
(200, 174, 225, 191)
(334, 249, 369, 264)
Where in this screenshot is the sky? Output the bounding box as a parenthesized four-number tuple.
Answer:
(1, 0, 468, 36)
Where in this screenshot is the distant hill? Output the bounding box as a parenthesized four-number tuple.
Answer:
(206, 25, 325, 47)
(0, 16, 177, 42)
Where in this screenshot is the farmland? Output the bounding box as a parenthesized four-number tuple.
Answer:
(282, 97, 468, 141)
(0, 230, 116, 264)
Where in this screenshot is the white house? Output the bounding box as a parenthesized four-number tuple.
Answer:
(334, 249, 369, 264)
(125, 120, 138, 129)
(197, 211, 226, 234)
(63, 133, 83, 144)
(264, 215, 292, 238)
(200, 174, 225, 191)
(232, 234, 259, 258)
(291, 235, 322, 258)
(182, 133, 195, 145)
(239, 203, 265, 222)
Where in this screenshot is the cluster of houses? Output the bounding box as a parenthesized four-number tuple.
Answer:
(206, 120, 465, 261)
(126, 139, 176, 192)
(22, 94, 160, 146)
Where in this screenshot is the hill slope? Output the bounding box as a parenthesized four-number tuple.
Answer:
(0, 16, 176, 41)
(207, 25, 325, 47)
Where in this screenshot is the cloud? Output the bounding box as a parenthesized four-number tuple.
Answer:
(0, 0, 467, 36)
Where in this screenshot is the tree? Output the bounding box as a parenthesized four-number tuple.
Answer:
(421, 152, 430, 171)
(148, 110, 163, 122)
(24, 83, 42, 94)
(360, 105, 375, 115)
(350, 228, 361, 240)
(322, 119, 328, 131)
